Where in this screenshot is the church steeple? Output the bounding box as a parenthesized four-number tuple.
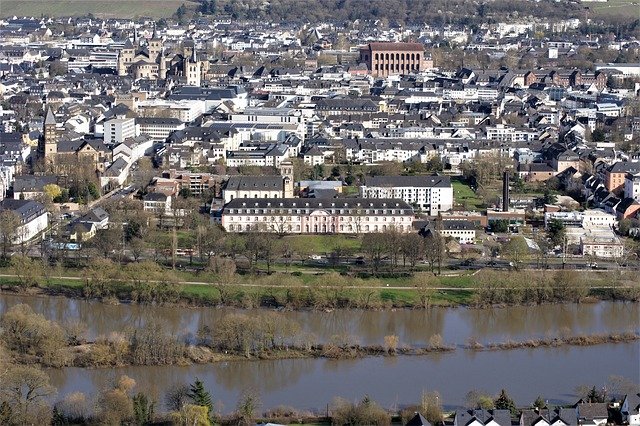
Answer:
(41, 106, 58, 161)
(152, 23, 159, 40)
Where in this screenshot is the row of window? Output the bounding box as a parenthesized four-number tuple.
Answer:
(373, 53, 421, 61)
(226, 215, 410, 223)
(226, 208, 411, 215)
(226, 223, 408, 232)
(374, 63, 420, 72)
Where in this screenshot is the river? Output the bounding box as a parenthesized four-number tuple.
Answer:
(0, 293, 638, 411)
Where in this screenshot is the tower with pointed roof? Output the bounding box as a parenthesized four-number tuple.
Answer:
(148, 24, 163, 60)
(184, 42, 201, 86)
(159, 48, 167, 79)
(40, 106, 58, 162)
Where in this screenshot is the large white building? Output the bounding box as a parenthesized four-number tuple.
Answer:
(104, 117, 138, 144)
(360, 175, 453, 215)
(0, 199, 48, 243)
(220, 198, 414, 234)
(136, 117, 186, 141)
(223, 163, 294, 203)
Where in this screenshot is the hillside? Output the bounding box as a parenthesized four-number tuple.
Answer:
(0, 0, 197, 19)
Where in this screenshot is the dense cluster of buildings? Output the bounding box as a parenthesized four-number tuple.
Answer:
(0, 13, 639, 258)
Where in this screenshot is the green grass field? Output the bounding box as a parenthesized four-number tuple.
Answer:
(451, 177, 484, 211)
(284, 234, 362, 254)
(0, 0, 197, 18)
(589, 0, 640, 19)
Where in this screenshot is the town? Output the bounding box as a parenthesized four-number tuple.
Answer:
(0, 0, 639, 424)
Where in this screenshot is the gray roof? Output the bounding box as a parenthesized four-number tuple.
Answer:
(81, 207, 109, 223)
(44, 106, 56, 125)
(225, 175, 283, 191)
(0, 199, 46, 224)
(365, 175, 451, 188)
(13, 175, 58, 192)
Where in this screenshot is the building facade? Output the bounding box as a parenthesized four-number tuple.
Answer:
(360, 175, 453, 215)
(359, 42, 427, 77)
(220, 198, 414, 234)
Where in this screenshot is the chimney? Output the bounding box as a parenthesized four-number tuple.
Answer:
(502, 171, 510, 212)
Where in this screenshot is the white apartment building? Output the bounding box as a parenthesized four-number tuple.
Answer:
(360, 175, 453, 215)
(486, 124, 537, 142)
(104, 117, 138, 144)
(136, 117, 186, 141)
(220, 198, 414, 234)
(624, 172, 640, 201)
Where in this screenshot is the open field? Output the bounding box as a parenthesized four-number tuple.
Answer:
(451, 176, 485, 211)
(0, 0, 197, 18)
(588, 0, 640, 19)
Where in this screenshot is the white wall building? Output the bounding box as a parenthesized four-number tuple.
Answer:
(104, 117, 138, 144)
(360, 175, 453, 215)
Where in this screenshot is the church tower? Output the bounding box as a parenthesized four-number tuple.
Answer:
(184, 44, 201, 86)
(148, 24, 163, 61)
(159, 48, 167, 79)
(280, 160, 294, 198)
(40, 107, 58, 162)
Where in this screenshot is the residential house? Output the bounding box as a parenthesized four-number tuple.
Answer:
(0, 198, 48, 243)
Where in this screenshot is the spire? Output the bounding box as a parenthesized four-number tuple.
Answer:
(133, 25, 138, 44)
(152, 23, 158, 39)
(44, 106, 56, 125)
(191, 42, 197, 63)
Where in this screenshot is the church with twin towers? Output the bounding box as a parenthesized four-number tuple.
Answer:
(117, 26, 205, 86)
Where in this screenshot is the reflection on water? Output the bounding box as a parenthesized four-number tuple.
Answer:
(47, 343, 639, 412)
(1, 294, 637, 346)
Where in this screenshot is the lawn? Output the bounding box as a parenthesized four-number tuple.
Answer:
(451, 177, 484, 211)
(589, 0, 640, 18)
(284, 234, 362, 254)
(0, 0, 196, 18)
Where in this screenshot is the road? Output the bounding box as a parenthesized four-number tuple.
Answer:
(1, 272, 637, 291)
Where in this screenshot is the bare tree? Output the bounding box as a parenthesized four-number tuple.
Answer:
(0, 210, 21, 259)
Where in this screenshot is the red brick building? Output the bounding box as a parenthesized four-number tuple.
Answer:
(359, 42, 427, 77)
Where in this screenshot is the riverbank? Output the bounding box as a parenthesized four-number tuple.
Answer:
(1, 267, 639, 311)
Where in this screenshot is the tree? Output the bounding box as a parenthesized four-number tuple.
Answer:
(533, 396, 546, 409)
(424, 232, 446, 275)
(170, 404, 211, 426)
(420, 391, 443, 424)
(547, 219, 566, 247)
(188, 378, 213, 414)
(502, 237, 529, 268)
(402, 233, 424, 267)
(0, 210, 21, 259)
(465, 390, 495, 410)
(43, 184, 62, 202)
(0, 364, 56, 425)
(133, 392, 155, 425)
(494, 389, 517, 415)
(235, 390, 261, 426)
(361, 233, 387, 273)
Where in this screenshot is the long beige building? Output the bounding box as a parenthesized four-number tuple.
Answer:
(220, 198, 414, 234)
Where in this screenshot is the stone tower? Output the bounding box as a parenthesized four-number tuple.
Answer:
(280, 160, 294, 198)
(148, 24, 163, 60)
(159, 48, 167, 79)
(41, 106, 58, 161)
(184, 43, 201, 86)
